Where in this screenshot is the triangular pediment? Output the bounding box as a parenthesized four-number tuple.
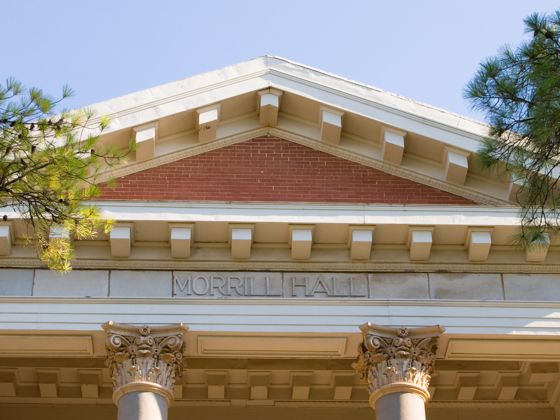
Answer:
(91, 56, 515, 205)
(99, 136, 475, 205)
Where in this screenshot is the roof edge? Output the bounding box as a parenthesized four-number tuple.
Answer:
(81, 56, 490, 141)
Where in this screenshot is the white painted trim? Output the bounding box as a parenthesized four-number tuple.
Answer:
(84, 56, 490, 151)
(0, 297, 559, 335)
(265, 68, 484, 152)
(2, 258, 559, 274)
(82, 202, 522, 226)
(265, 56, 489, 140)
(1, 201, 521, 226)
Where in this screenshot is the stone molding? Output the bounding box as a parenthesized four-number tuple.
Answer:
(10, 270, 560, 300)
(103, 322, 187, 404)
(5, 260, 560, 274)
(354, 323, 444, 407)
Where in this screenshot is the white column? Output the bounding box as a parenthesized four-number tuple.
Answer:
(354, 324, 444, 420)
(103, 322, 187, 420)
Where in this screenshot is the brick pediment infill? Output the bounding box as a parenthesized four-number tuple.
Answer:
(98, 137, 475, 204)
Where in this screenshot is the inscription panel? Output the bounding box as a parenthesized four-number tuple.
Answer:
(0, 268, 531, 301)
(173, 272, 368, 298)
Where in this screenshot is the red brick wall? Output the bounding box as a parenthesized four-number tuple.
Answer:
(98, 137, 475, 204)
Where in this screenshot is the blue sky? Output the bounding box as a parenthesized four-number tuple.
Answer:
(3, 1, 558, 120)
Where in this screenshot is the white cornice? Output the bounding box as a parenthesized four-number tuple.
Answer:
(264, 56, 489, 137)
(85, 56, 490, 148)
(1, 202, 543, 272)
(4, 296, 560, 308)
(264, 67, 487, 151)
(89, 202, 520, 225)
(2, 259, 560, 274)
(1, 202, 522, 225)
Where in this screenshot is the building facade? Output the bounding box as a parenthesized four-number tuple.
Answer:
(0, 57, 559, 420)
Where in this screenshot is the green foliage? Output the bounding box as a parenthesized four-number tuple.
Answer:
(465, 10, 560, 241)
(0, 80, 120, 271)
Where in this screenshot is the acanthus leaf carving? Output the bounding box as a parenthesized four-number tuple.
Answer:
(353, 324, 444, 401)
(103, 322, 187, 399)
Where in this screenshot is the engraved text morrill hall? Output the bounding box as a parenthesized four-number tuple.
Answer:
(173, 272, 368, 298)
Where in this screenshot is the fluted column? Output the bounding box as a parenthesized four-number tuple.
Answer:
(103, 322, 187, 420)
(354, 323, 444, 420)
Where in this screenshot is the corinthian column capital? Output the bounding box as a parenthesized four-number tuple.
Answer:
(353, 323, 444, 407)
(103, 322, 187, 405)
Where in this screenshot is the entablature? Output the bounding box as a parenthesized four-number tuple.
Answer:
(0, 203, 557, 270)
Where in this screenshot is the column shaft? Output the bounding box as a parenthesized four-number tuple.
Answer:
(118, 391, 168, 420)
(375, 392, 426, 420)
